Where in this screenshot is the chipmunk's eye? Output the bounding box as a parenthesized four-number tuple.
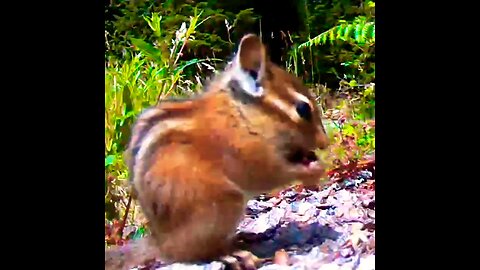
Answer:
(295, 101, 312, 121)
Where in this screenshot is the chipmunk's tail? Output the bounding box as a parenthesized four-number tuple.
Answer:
(105, 236, 161, 270)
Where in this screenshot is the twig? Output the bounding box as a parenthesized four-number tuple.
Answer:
(119, 194, 133, 239)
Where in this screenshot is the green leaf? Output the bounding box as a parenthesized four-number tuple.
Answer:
(144, 14, 162, 36)
(105, 155, 116, 167)
(364, 23, 375, 41)
(130, 38, 163, 64)
(174, 58, 203, 73)
(357, 138, 366, 146)
(336, 25, 343, 39)
(329, 30, 335, 45)
(132, 227, 146, 240)
(354, 23, 362, 43)
(343, 125, 356, 136)
(344, 24, 354, 40)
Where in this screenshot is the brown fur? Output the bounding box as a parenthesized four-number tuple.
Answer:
(105, 34, 329, 270)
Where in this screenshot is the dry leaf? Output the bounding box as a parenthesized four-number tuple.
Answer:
(349, 223, 368, 247)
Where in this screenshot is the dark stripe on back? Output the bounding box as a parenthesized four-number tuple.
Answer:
(128, 102, 193, 183)
(127, 108, 166, 183)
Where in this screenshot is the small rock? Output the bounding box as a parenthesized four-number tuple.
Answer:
(238, 208, 286, 234)
(357, 255, 375, 270)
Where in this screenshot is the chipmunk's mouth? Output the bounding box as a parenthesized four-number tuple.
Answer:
(286, 148, 319, 168)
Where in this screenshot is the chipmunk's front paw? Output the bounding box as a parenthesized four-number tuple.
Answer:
(220, 250, 268, 270)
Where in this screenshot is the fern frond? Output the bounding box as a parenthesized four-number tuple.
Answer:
(297, 20, 375, 50)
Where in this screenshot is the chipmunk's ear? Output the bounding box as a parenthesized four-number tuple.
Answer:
(230, 34, 267, 97)
(237, 34, 267, 77)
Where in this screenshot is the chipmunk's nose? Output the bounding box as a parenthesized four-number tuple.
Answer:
(316, 125, 329, 150)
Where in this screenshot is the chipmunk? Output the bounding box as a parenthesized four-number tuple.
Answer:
(105, 34, 330, 270)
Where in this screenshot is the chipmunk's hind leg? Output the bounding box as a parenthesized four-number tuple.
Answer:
(157, 185, 246, 263)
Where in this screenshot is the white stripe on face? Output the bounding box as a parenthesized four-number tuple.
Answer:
(288, 87, 313, 110)
(261, 87, 314, 123)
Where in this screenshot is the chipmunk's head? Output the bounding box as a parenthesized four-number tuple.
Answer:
(221, 34, 330, 179)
